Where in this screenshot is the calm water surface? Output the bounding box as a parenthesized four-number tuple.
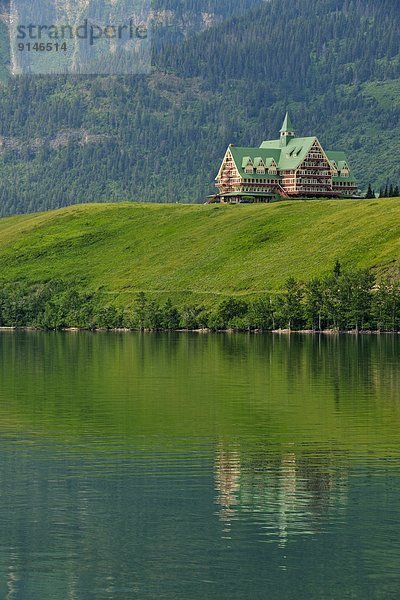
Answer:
(0, 332, 400, 599)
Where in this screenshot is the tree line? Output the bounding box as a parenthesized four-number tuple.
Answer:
(366, 182, 400, 199)
(1, 264, 400, 332)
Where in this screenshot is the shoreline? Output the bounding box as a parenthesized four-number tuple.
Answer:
(0, 326, 398, 335)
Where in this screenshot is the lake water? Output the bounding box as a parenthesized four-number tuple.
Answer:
(0, 332, 400, 599)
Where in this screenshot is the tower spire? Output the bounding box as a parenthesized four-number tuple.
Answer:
(280, 112, 295, 147)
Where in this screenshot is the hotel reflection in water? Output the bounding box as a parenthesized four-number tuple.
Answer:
(214, 442, 349, 546)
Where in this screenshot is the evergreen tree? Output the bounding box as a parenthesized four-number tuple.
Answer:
(366, 184, 374, 199)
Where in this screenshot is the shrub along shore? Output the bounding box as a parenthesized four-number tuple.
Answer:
(1, 262, 400, 333)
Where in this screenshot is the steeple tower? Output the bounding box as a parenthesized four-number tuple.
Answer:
(280, 112, 295, 147)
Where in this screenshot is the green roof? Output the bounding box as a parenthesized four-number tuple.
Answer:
(326, 150, 347, 163)
(229, 146, 281, 179)
(229, 139, 354, 174)
(259, 136, 317, 170)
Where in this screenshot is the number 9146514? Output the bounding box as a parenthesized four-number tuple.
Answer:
(18, 42, 68, 52)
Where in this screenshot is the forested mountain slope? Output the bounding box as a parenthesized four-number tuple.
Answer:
(152, 0, 264, 44)
(0, 0, 398, 215)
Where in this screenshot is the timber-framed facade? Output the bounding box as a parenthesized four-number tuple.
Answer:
(210, 114, 358, 203)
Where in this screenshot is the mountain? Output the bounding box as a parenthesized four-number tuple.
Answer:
(152, 0, 264, 44)
(0, 0, 398, 215)
(1, 199, 400, 304)
(0, 0, 263, 76)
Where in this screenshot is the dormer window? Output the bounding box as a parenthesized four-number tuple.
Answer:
(340, 162, 350, 176)
(266, 158, 278, 175)
(254, 157, 265, 174)
(244, 161, 254, 174)
(242, 156, 254, 174)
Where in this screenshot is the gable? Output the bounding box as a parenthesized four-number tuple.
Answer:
(215, 148, 240, 180)
(299, 138, 332, 169)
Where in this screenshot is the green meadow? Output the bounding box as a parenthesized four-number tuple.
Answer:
(0, 199, 399, 305)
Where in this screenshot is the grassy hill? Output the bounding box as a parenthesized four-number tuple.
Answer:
(1, 199, 400, 306)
